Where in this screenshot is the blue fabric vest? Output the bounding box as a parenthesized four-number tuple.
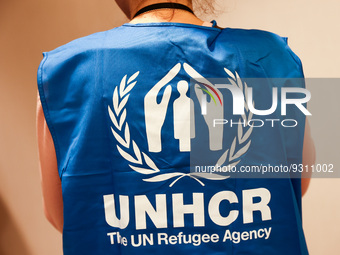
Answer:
(38, 22, 308, 255)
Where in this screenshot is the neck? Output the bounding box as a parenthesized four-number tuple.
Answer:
(128, 0, 204, 25)
(134, 0, 193, 13)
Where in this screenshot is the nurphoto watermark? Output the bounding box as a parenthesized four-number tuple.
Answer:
(189, 77, 339, 179)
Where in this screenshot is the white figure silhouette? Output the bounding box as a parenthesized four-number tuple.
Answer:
(183, 63, 224, 151)
(173, 80, 195, 152)
(144, 63, 181, 152)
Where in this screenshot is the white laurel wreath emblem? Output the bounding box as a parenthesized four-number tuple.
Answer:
(214, 68, 254, 169)
(108, 68, 253, 187)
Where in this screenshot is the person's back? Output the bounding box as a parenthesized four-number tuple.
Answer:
(37, 1, 314, 254)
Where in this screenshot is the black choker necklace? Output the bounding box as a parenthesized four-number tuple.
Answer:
(133, 3, 194, 18)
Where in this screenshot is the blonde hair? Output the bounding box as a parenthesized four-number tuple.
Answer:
(193, 0, 216, 15)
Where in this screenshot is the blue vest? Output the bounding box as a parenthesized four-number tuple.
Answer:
(38, 22, 308, 255)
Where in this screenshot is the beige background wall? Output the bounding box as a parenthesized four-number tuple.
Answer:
(0, 0, 339, 254)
